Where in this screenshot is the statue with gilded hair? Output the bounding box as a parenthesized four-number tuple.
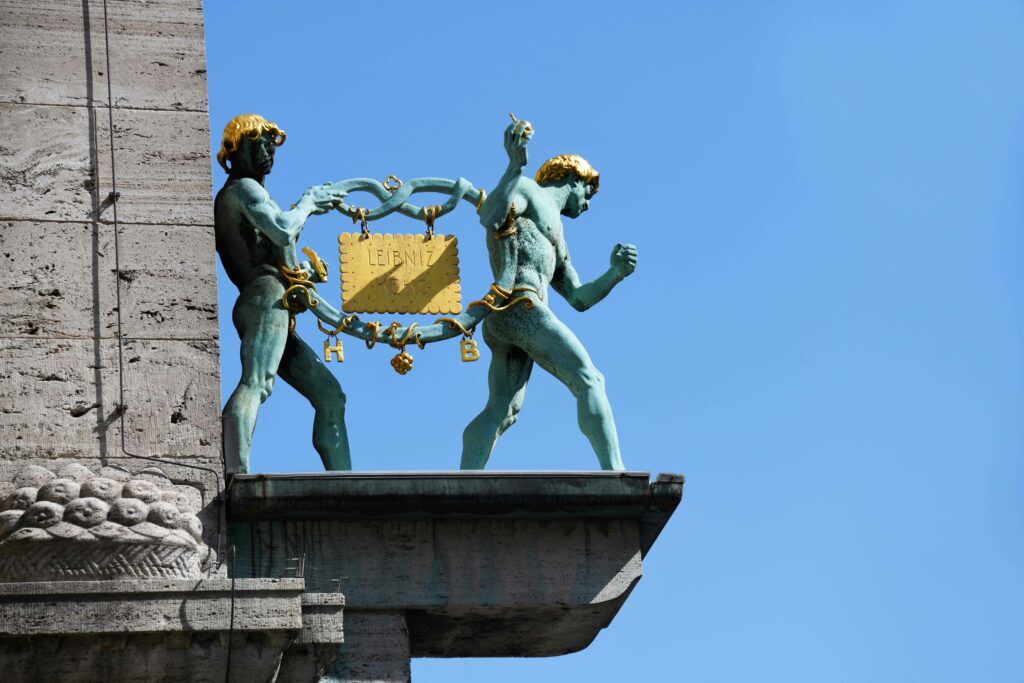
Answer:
(214, 114, 349, 474)
(213, 113, 636, 474)
(463, 119, 638, 470)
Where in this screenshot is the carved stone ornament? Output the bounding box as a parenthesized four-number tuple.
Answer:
(0, 463, 210, 581)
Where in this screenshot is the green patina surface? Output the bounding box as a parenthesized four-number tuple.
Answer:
(215, 117, 637, 474)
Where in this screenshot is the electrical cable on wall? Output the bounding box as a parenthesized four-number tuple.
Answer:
(99, 0, 226, 564)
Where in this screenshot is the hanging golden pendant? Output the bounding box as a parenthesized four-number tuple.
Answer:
(319, 317, 353, 363)
(433, 317, 480, 363)
(385, 322, 421, 375)
(391, 349, 414, 375)
(460, 337, 480, 362)
(324, 336, 344, 363)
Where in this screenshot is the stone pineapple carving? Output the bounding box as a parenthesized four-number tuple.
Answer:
(0, 463, 211, 581)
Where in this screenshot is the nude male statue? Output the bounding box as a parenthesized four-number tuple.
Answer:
(214, 114, 349, 473)
(463, 119, 638, 470)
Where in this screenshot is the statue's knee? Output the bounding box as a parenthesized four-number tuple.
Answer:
(321, 384, 346, 412)
(575, 366, 606, 394)
(333, 389, 347, 415)
(500, 411, 518, 431)
(258, 377, 275, 402)
(483, 399, 507, 421)
(509, 397, 524, 418)
(239, 374, 275, 402)
(309, 390, 346, 423)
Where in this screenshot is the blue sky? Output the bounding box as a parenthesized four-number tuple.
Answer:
(205, 1, 1024, 680)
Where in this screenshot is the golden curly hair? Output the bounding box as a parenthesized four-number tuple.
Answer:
(534, 154, 599, 193)
(216, 114, 286, 173)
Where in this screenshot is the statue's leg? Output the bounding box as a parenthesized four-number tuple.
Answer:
(460, 328, 534, 469)
(504, 303, 624, 471)
(278, 333, 351, 471)
(222, 277, 290, 473)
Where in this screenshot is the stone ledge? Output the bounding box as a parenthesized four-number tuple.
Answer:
(228, 471, 684, 659)
(0, 578, 305, 635)
(228, 470, 683, 557)
(0, 579, 345, 682)
(406, 596, 640, 657)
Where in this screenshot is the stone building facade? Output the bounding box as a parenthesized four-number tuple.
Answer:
(0, 0, 224, 559)
(0, 3, 683, 681)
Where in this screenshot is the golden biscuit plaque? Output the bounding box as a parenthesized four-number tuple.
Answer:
(338, 232, 462, 314)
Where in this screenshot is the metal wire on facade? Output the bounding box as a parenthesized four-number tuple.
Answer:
(98, 0, 230, 641)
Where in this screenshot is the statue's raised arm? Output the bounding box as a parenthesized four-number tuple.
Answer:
(458, 118, 638, 471)
(479, 114, 534, 232)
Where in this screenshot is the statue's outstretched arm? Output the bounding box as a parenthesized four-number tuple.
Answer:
(322, 117, 533, 232)
(234, 178, 344, 248)
(327, 177, 484, 226)
(552, 244, 638, 312)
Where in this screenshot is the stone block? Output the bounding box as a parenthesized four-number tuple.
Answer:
(0, 103, 213, 226)
(0, 578, 304, 634)
(277, 592, 346, 683)
(324, 611, 410, 683)
(0, 221, 101, 338)
(0, 1, 96, 108)
(0, 0, 207, 111)
(0, 579, 309, 683)
(293, 592, 347, 645)
(0, 220, 218, 340)
(0, 103, 96, 223)
(104, 222, 219, 338)
(93, 106, 214, 226)
(0, 337, 220, 462)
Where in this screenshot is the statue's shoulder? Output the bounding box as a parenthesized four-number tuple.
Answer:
(508, 176, 544, 213)
(520, 177, 556, 213)
(220, 177, 268, 206)
(518, 176, 542, 194)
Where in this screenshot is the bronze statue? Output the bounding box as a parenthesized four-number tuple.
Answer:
(461, 118, 638, 470)
(214, 114, 350, 473)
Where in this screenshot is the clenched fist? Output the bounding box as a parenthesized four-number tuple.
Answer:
(610, 243, 638, 279)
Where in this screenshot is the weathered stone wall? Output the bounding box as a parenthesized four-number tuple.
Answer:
(324, 612, 410, 683)
(0, 0, 222, 554)
(0, 579, 322, 683)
